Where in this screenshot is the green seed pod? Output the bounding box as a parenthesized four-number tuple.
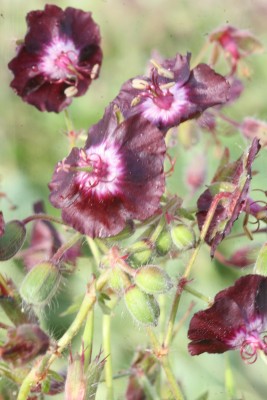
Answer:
(109, 267, 131, 293)
(127, 240, 153, 268)
(0, 220, 26, 261)
(124, 285, 160, 326)
(171, 224, 195, 251)
(134, 265, 173, 294)
(20, 262, 61, 307)
(155, 228, 172, 256)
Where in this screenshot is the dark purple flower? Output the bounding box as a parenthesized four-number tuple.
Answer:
(113, 53, 229, 132)
(188, 274, 267, 363)
(49, 105, 166, 238)
(196, 138, 261, 256)
(8, 5, 102, 112)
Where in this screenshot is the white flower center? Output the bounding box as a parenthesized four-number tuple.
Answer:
(141, 84, 188, 125)
(39, 38, 79, 80)
(75, 143, 125, 198)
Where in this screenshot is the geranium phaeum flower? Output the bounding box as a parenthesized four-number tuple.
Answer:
(8, 5, 102, 112)
(49, 105, 166, 238)
(113, 53, 229, 132)
(196, 138, 261, 256)
(188, 274, 267, 363)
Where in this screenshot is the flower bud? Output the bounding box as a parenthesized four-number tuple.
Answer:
(155, 228, 172, 256)
(65, 353, 86, 400)
(134, 265, 172, 294)
(108, 267, 130, 293)
(0, 324, 50, 366)
(171, 224, 195, 251)
(124, 285, 160, 326)
(0, 220, 26, 261)
(127, 240, 153, 268)
(65, 352, 105, 400)
(20, 262, 61, 307)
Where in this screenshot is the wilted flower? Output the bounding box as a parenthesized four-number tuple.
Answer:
(8, 5, 102, 112)
(0, 324, 50, 366)
(196, 138, 261, 256)
(65, 350, 105, 400)
(113, 53, 229, 132)
(125, 350, 159, 400)
(240, 117, 267, 147)
(49, 105, 166, 238)
(209, 25, 263, 73)
(188, 274, 267, 363)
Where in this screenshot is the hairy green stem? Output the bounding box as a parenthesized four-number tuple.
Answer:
(184, 285, 211, 304)
(225, 354, 235, 399)
(164, 193, 226, 348)
(22, 213, 66, 227)
(81, 308, 94, 369)
(51, 232, 81, 263)
(146, 328, 184, 400)
(17, 271, 110, 400)
(64, 109, 74, 133)
(103, 313, 114, 400)
(87, 236, 102, 270)
(160, 357, 184, 400)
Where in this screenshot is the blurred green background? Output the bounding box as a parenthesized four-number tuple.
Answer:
(1, 0, 267, 399)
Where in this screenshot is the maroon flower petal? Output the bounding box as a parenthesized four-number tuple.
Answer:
(25, 5, 63, 50)
(188, 275, 267, 356)
(20, 79, 72, 113)
(186, 63, 229, 111)
(49, 107, 166, 238)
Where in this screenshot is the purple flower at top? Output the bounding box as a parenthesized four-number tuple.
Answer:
(113, 53, 229, 132)
(188, 274, 267, 363)
(49, 104, 166, 238)
(8, 5, 102, 112)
